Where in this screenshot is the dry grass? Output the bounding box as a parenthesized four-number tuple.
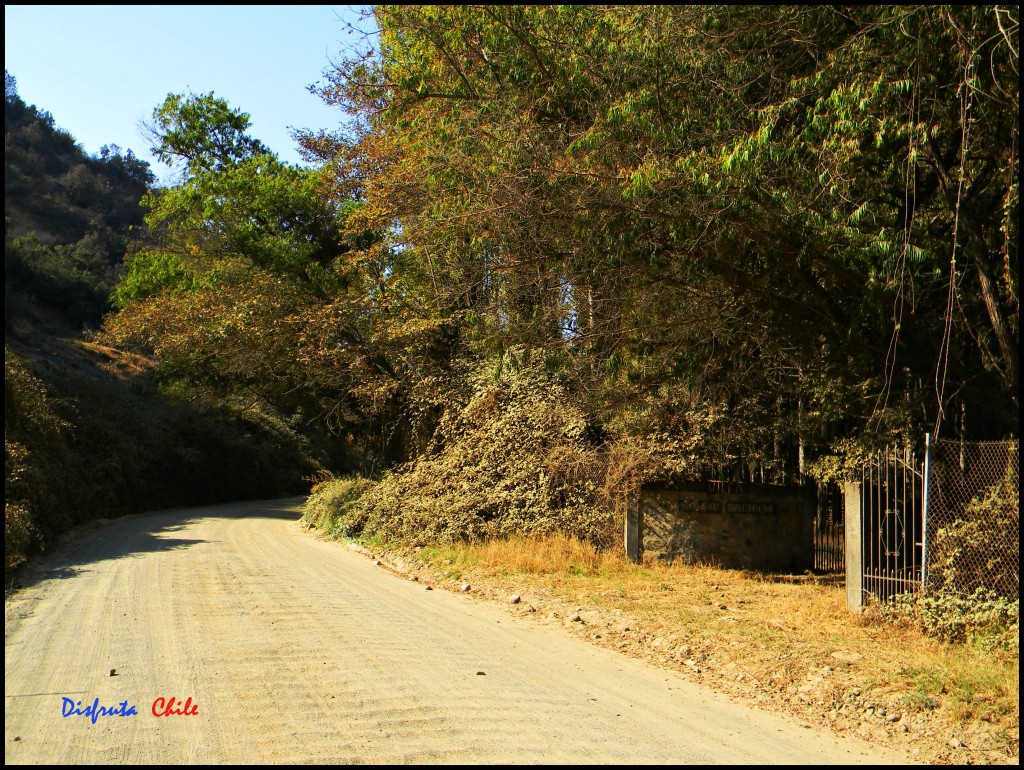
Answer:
(75, 339, 157, 378)
(406, 534, 1019, 764)
(439, 534, 626, 576)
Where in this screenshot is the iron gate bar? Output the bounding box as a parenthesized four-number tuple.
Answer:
(921, 433, 932, 591)
(859, 444, 924, 602)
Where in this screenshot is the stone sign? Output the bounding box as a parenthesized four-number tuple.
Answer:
(625, 482, 815, 572)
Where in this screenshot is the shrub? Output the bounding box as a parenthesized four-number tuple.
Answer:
(338, 350, 616, 547)
(6, 234, 111, 328)
(882, 588, 1019, 651)
(928, 456, 1019, 597)
(5, 350, 72, 574)
(301, 477, 375, 536)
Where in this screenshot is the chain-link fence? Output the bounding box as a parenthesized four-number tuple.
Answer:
(924, 438, 1019, 598)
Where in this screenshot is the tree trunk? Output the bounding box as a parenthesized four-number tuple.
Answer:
(964, 223, 1018, 400)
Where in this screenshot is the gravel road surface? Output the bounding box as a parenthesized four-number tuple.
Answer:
(5, 498, 910, 764)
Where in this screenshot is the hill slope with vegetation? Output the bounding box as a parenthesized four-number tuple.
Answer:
(4, 72, 322, 575)
(5, 71, 152, 331)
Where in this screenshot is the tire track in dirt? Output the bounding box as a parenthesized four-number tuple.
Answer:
(5, 498, 910, 764)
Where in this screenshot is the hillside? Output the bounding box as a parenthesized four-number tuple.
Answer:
(5, 71, 152, 332)
(4, 72, 322, 575)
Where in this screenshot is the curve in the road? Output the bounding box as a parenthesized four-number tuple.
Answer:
(5, 498, 908, 764)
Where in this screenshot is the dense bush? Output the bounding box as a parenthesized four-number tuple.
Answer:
(5, 234, 113, 328)
(301, 477, 375, 536)
(928, 458, 1019, 597)
(5, 351, 71, 572)
(881, 588, 1019, 651)
(304, 351, 618, 547)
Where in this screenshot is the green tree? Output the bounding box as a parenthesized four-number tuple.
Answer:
(107, 91, 448, 469)
(308, 5, 1018, 476)
(144, 91, 270, 176)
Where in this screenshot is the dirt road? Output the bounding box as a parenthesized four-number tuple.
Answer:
(5, 499, 910, 764)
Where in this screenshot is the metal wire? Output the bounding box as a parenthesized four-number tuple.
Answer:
(924, 439, 1019, 598)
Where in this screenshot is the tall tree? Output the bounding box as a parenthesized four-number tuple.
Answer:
(144, 91, 270, 176)
(107, 92, 451, 469)
(307, 5, 1018, 470)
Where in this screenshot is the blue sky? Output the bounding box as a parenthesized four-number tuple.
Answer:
(5, 5, 371, 183)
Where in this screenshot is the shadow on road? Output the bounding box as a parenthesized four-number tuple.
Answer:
(9, 497, 305, 591)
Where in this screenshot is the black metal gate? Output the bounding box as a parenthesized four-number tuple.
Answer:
(813, 482, 844, 573)
(857, 446, 925, 601)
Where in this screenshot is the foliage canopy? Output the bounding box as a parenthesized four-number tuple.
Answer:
(303, 5, 1018, 473)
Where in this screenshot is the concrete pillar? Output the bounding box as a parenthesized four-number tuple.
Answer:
(625, 497, 641, 563)
(844, 481, 863, 611)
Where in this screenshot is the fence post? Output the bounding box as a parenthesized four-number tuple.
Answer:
(920, 432, 932, 593)
(844, 481, 864, 611)
(625, 495, 641, 563)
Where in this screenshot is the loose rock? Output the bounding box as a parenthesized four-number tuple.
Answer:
(509, 595, 521, 604)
